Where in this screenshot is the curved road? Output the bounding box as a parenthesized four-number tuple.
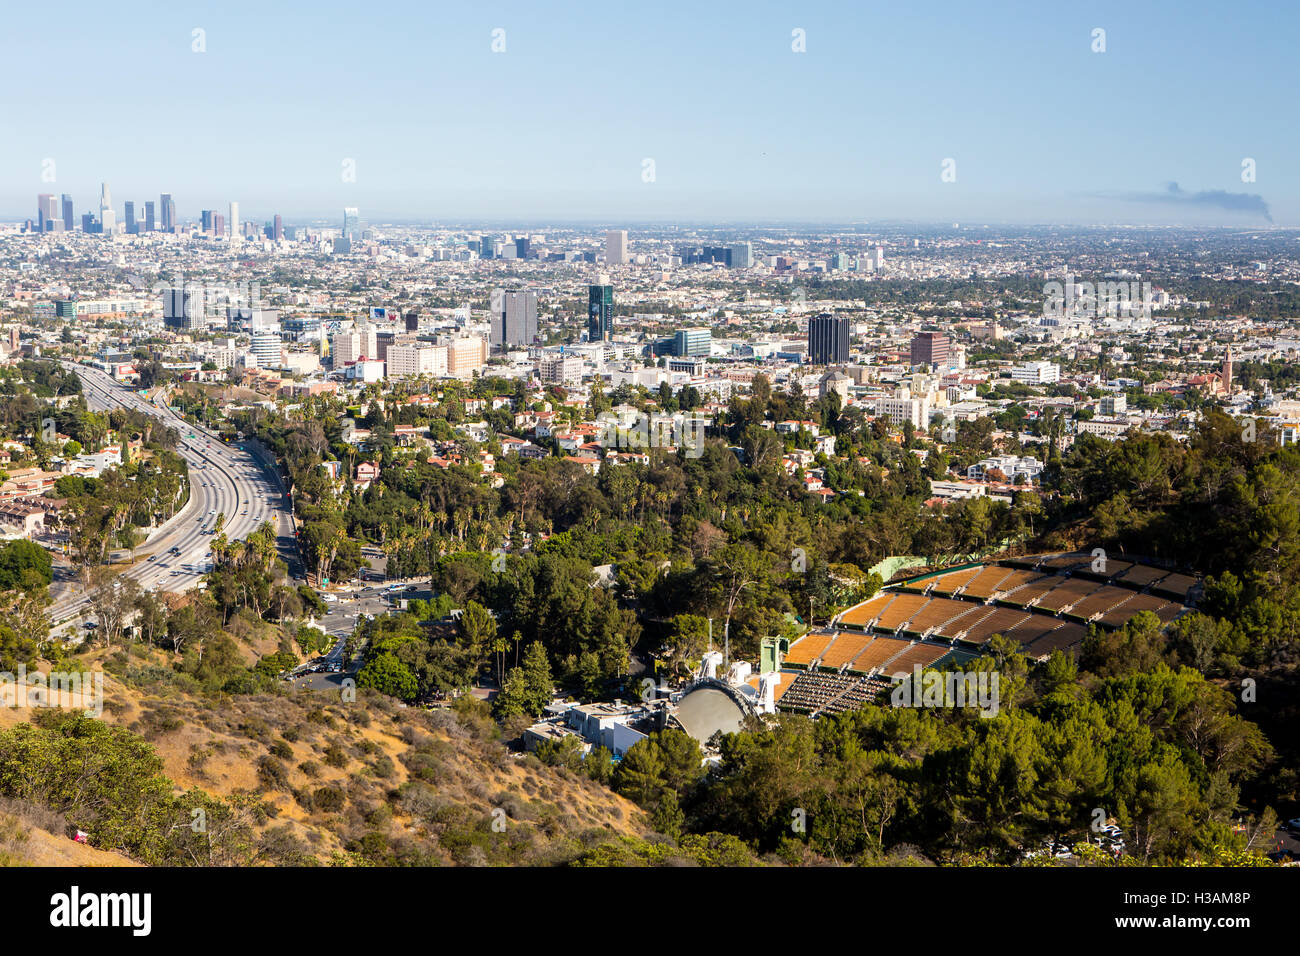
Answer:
(49, 363, 295, 633)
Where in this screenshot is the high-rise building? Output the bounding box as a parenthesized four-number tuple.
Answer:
(227, 201, 239, 239)
(343, 207, 360, 239)
(515, 237, 529, 259)
(249, 330, 281, 368)
(872, 246, 885, 270)
(588, 284, 614, 342)
(99, 183, 115, 233)
(331, 327, 378, 366)
(160, 194, 175, 231)
(273, 215, 283, 241)
(910, 331, 949, 368)
(201, 210, 214, 233)
(163, 288, 204, 331)
(144, 201, 155, 232)
(61, 194, 74, 231)
(606, 230, 628, 265)
(492, 290, 538, 350)
(213, 213, 225, 238)
(36, 194, 57, 231)
(673, 328, 711, 357)
(81, 213, 99, 234)
(730, 242, 753, 269)
(808, 313, 850, 365)
(125, 202, 137, 234)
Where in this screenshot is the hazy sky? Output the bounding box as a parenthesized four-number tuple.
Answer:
(2, 0, 1295, 226)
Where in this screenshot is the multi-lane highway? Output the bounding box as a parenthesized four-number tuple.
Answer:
(49, 362, 296, 633)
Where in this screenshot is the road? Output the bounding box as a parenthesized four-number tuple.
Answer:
(49, 363, 296, 634)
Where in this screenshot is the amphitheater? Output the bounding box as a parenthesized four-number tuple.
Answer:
(770, 552, 1199, 717)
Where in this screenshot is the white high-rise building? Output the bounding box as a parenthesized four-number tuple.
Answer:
(250, 331, 282, 369)
(229, 201, 240, 239)
(606, 229, 628, 265)
(872, 246, 885, 270)
(99, 182, 116, 233)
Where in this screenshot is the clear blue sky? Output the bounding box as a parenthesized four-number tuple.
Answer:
(2, 0, 1295, 225)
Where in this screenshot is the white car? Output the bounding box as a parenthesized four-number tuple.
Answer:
(319, 593, 338, 603)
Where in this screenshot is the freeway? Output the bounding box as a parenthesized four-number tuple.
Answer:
(48, 363, 296, 634)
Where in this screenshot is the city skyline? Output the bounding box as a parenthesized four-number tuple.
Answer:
(2, 0, 1296, 225)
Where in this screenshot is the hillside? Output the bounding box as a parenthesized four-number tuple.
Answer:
(0, 645, 647, 867)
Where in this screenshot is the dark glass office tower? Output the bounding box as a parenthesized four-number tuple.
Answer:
(160, 194, 175, 231)
(144, 201, 155, 232)
(808, 312, 850, 364)
(587, 284, 614, 342)
(125, 201, 136, 234)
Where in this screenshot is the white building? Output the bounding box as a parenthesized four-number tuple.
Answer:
(332, 327, 378, 366)
(875, 388, 932, 429)
(606, 229, 628, 265)
(249, 331, 281, 369)
(537, 352, 583, 386)
(1011, 361, 1060, 385)
(387, 343, 447, 380)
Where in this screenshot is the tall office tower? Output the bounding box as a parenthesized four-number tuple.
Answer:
(515, 236, 529, 259)
(342, 207, 360, 239)
(124, 202, 136, 234)
(201, 210, 214, 233)
(605, 229, 628, 265)
(160, 194, 175, 231)
(910, 331, 949, 368)
(479, 236, 496, 259)
(673, 327, 712, 357)
(81, 213, 99, 234)
(163, 288, 203, 331)
(404, 312, 420, 332)
(99, 183, 115, 233)
(144, 201, 155, 232)
(587, 284, 614, 342)
(807, 312, 850, 364)
(36, 194, 57, 231)
(213, 214, 225, 237)
(872, 245, 885, 270)
(61, 194, 74, 231)
(228, 201, 239, 238)
(491, 290, 538, 350)
(730, 241, 753, 269)
(250, 330, 281, 369)
(273, 215, 283, 240)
